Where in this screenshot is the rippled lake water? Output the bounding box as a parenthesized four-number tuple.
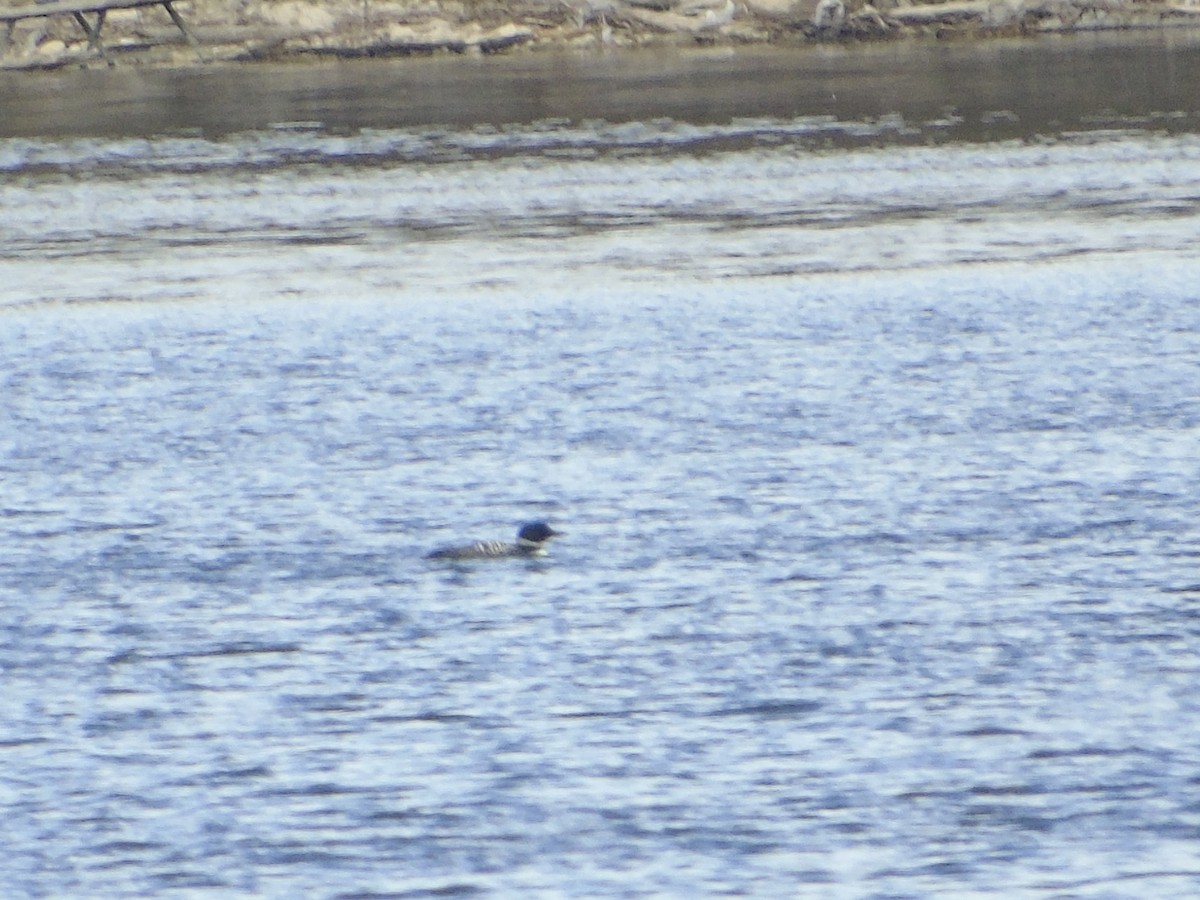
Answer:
(4, 38, 1200, 897)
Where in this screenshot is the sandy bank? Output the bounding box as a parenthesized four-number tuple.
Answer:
(2, 0, 1200, 69)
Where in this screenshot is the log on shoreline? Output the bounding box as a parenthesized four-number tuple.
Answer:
(887, 0, 991, 24)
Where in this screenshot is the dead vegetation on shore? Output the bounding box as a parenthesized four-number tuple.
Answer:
(3, 0, 1200, 68)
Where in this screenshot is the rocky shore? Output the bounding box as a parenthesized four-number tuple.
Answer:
(3, 0, 1200, 69)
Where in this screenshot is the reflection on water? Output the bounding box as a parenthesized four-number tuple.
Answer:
(2, 31, 1200, 140)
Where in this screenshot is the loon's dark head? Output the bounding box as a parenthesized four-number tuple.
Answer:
(518, 522, 560, 546)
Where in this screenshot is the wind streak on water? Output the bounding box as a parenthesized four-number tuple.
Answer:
(3, 127, 1200, 309)
(2, 121, 1200, 897)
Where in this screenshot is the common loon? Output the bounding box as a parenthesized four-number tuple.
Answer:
(424, 522, 561, 561)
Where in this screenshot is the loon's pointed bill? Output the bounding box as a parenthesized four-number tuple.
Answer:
(425, 522, 562, 561)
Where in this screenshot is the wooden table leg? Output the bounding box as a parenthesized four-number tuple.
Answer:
(71, 8, 108, 57)
(160, 0, 197, 45)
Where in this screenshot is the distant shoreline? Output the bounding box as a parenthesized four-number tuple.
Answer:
(3, 0, 1200, 71)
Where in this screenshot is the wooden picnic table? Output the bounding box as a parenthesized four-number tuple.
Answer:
(1, 0, 197, 58)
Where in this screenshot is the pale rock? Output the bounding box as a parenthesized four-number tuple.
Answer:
(34, 38, 68, 57)
(812, 0, 846, 29)
(983, 0, 1023, 24)
(695, 0, 736, 27)
(257, 1, 339, 32)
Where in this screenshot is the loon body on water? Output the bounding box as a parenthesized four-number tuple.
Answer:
(424, 522, 561, 561)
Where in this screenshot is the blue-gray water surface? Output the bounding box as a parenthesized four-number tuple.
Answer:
(3, 42, 1200, 898)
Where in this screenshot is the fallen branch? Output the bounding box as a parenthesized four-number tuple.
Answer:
(887, 0, 990, 24)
